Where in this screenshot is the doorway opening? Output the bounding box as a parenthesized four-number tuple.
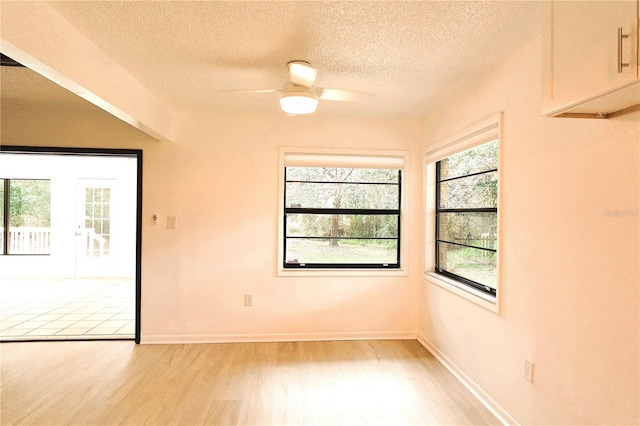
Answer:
(0, 146, 142, 343)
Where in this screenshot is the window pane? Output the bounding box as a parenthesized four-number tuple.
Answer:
(286, 167, 399, 183)
(438, 212, 497, 250)
(286, 182, 399, 209)
(8, 179, 51, 254)
(83, 186, 111, 257)
(435, 137, 499, 295)
(437, 241, 496, 289)
(438, 171, 497, 209)
(439, 139, 498, 180)
(286, 238, 398, 264)
(286, 214, 398, 238)
(94, 219, 103, 234)
(284, 165, 401, 269)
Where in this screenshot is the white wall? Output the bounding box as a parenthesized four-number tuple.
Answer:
(419, 36, 639, 425)
(1, 105, 423, 343)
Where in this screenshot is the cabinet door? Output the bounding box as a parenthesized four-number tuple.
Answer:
(547, 1, 638, 113)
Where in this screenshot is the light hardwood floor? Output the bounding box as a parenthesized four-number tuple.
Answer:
(0, 339, 499, 425)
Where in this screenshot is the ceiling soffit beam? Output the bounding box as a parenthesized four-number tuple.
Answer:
(0, 2, 173, 142)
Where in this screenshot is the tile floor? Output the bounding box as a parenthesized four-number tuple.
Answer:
(0, 278, 135, 341)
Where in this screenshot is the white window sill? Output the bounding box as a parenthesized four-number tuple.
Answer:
(278, 268, 408, 278)
(424, 271, 499, 314)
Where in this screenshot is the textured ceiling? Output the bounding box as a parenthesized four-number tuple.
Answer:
(6, 1, 543, 118)
(1, 66, 102, 111)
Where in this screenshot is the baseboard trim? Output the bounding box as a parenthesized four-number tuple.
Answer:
(417, 334, 519, 426)
(142, 331, 417, 345)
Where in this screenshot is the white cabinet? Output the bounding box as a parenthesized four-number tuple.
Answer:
(542, 0, 640, 118)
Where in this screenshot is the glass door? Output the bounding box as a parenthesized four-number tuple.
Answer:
(76, 179, 117, 277)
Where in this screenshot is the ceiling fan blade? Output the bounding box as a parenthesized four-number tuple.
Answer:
(219, 89, 280, 94)
(288, 61, 317, 88)
(317, 87, 375, 102)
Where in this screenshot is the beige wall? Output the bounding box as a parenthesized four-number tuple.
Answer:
(420, 36, 639, 425)
(1, 105, 423, 342)
(141, 113, 423, 341)
(3, 33, 638, 425)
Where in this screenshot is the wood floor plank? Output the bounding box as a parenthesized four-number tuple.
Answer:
(0, 339, 499, 425)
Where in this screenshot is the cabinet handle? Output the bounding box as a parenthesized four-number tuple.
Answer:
(618, 27, 629, 73)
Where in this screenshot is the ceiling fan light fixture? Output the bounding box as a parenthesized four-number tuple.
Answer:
(279, 91, 318, 115)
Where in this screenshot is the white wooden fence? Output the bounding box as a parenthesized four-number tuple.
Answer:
(7, 227, 51, 254)
(2, 227, 106, 256)
(78, 228, 107, 257)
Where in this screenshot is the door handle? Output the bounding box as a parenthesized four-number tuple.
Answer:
(618, 27, 630, 73)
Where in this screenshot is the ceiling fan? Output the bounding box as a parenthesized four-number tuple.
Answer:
(224, 61, 374, 115)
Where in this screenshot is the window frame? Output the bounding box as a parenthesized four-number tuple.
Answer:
(1, 178, 52, 256)
(424, 114, 502, 313)
(278, 148, 409, 277)
(283, 167, 402, 269)
(434, 144, 498, 296)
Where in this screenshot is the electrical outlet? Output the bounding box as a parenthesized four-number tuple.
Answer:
(244, 294, 253, 306)
(524, 359, 534, 383)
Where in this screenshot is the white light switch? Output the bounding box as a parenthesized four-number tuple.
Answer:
(167, 216, 177, 230)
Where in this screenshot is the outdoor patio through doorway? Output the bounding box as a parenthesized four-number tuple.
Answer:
(0, 277, 134, 341)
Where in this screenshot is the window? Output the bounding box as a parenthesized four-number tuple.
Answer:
(425, 114, 501, 309)
(435, 140, 498, 296)
(84, 186, 111, 257)
(1, 178, 52, 255)
(281, 151, 405, 270)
